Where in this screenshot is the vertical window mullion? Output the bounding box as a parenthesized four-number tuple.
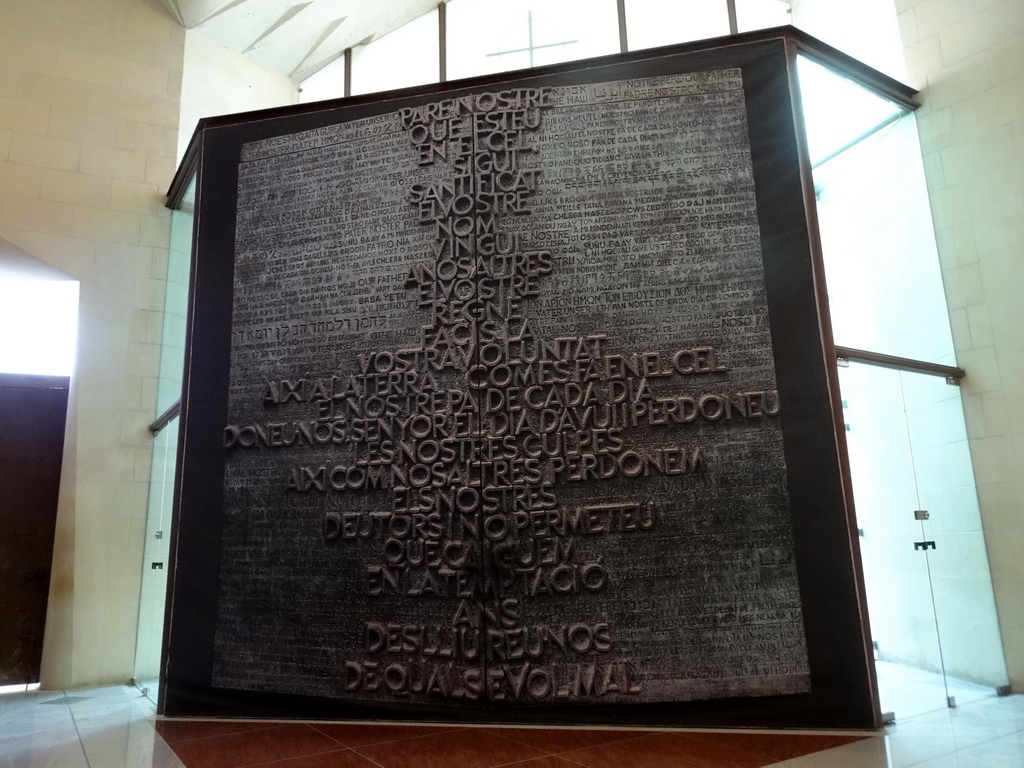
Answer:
(343, 47, 352, 97)
(617, 0, 628, 52)
(439, 1, 447, 82)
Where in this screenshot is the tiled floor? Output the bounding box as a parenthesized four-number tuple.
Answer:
(875, 660, 998, 721)
(2, 685, 1024, 768)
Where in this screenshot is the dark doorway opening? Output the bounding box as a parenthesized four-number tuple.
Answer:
(0, 373, 70, 686)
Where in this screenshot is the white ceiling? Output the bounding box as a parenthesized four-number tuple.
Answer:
(155, 0, 441, 83)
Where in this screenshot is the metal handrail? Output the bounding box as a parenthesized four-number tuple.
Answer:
(148, 399, 181, 434)
(835, 345, 965, 382)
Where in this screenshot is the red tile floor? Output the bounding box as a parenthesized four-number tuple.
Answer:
(154, 720, 866, 768)
(12, 684, 1024, 767)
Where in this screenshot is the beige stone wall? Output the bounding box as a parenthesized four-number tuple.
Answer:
(0, 0, 296, 689)
(0, 0, 185, 687)
(896, 0, 1024, 688)
(179, 31, 299, 161)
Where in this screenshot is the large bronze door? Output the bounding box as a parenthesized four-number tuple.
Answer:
(0, 373, 69, 685)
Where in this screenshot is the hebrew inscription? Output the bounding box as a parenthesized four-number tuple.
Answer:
(214, 69, 811, 706)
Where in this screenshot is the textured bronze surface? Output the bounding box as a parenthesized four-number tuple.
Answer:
(213, 70, 810, 707)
